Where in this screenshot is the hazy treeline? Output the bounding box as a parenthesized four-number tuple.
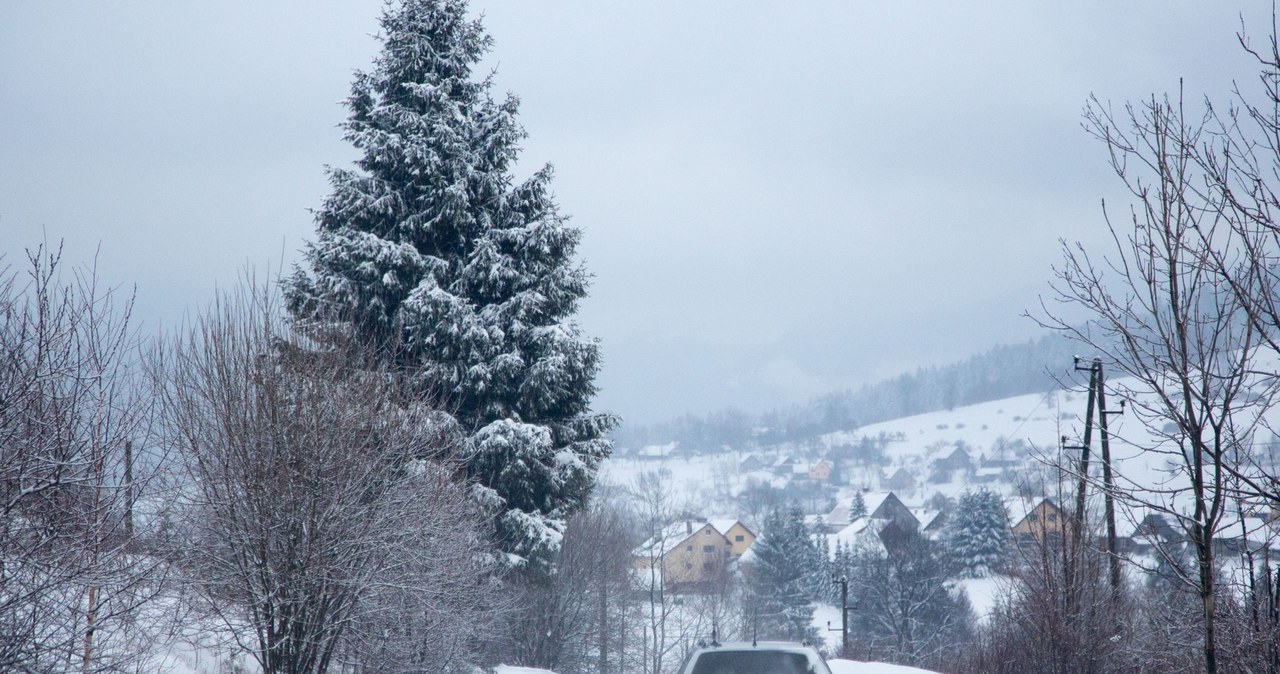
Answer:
(616, 333, 1083, 453)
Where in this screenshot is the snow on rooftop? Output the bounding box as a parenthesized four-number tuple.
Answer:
(636, 441, 678, 458)
(825, 517, 883, 558)
(911, 507, 942, 530)
(632, 520, 717, 558)
(707, 518, 746, 536)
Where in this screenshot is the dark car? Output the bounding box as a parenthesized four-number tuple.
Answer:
(678, 641, 833, 674)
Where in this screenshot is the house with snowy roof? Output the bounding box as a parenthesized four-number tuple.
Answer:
(825, 516, 885, 557)
(881, 468, 915, 491)
(708, 518, 756, 558)
(1214, 513, 1279, 556)
(636, 442, 678, 461)
(970, 462, 1006, 484)
(807, 459, 833, 482)
(912, 507, 947, 538)
(632, 518, 755, 591)
(824, 512, 920, 557)
(820, 491, 918, 533)
(1009, 498, 1070, 543)
(739, 454, 766, 472)
(933, 446, 973, 472)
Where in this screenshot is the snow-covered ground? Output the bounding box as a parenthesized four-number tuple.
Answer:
(828, 658, 942, 674)
(956, 575, 1006, 623)
(494, 666, 558, 674)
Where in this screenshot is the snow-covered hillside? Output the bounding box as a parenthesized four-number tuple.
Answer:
(602, 376, 1280, 622)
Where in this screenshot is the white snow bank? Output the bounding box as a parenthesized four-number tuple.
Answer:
(958, 575, 1008, 622)
(494, 666, 557, 674)
(828, 659, 942, 674)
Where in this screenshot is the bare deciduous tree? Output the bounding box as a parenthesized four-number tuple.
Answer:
(154, 280, 496, 674)
(1040, 91, 1272, 674)
(507, 487, 637, 674)
(0, 243, 162, 673)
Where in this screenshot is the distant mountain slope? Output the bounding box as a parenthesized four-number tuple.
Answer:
(614, 333, 1083, 454)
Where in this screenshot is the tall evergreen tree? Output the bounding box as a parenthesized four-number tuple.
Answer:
(849, 490, 868, 522)
(848, 528, 974, 664)
(747, 506, 819, 640)
(944, 489, 1009, 577)
(286, 0, 614, 572)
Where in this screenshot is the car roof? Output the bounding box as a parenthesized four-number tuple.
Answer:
(693, 641, 817, 652)
(680, 641, 831, 674)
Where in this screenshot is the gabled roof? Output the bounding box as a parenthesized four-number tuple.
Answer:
(823, 491, 910, 528)
(633, 518, 750, 559)
(882, 467, 914, 486)
(632, 521, 719, 559)
(1007, 497, 1063, 528)
(911, 507, 943, 530)
(636, 442, 678, 458)
(863, 491, 894, 518)
(823, 499, 855, 527)
(824, 517, 886, 557)
(708, 519, 753, 538)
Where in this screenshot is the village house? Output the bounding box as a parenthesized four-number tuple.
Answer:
(934, 446, 973, 472)
(771, 455, 798, 477)
(632, 518, 755, 591)
(807, 459, 833, 482)
(635, 442, 678, 461)
(820, 491, 919, 533)
(881, 467, 915, 491)
(709, 519, 756, 557)
(1010, 498, 1070, 543)
(738, 454, 766, 473)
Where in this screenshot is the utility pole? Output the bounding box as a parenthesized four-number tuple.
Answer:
(828, 575, 849, 657)
(1066, 357, 1126, 607)
(1071, 357, 1098, 544)
(1095, 359, 1124, 602)
(1062, 357, 1098, 614)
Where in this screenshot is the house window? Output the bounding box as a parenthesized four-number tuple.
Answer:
(735, 535, 745, 542)
(685, 562, 692, 569)
(704, 530, 710, 535)
(702, 545, 715, 553)
(686, 545, 693, 551)
(1047, 513, 1058, 523)
(703, 561, 714, 570)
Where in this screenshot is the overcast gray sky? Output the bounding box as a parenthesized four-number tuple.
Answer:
(0, 1, 1270, 424)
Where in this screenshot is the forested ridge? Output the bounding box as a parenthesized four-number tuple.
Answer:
(616, 333, 1083, 452)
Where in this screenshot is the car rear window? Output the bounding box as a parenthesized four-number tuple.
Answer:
(689, 650, 818, 674)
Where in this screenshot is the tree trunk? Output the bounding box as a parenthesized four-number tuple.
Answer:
(1199, 529, 1217, 674)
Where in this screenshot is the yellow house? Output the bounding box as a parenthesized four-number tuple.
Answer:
(709, 519, 756, 557)
(633, 518, 756, 590)
(1011, 498, 1070, 542)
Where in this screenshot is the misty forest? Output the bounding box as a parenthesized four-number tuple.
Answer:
(8, 1, 1280, 674)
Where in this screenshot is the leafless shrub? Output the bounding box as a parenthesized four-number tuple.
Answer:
(0, 243, 162, 673)
(506, 487, 637, 674)
(154, 278, 497, 674)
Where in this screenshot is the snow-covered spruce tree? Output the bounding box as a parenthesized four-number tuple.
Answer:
(944, 489, 1009, 578)
(746, 506, 819, 641)
(286, 0, 614, 573)
(849, 490, 867, 522)
(849, 528, 973, 666)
